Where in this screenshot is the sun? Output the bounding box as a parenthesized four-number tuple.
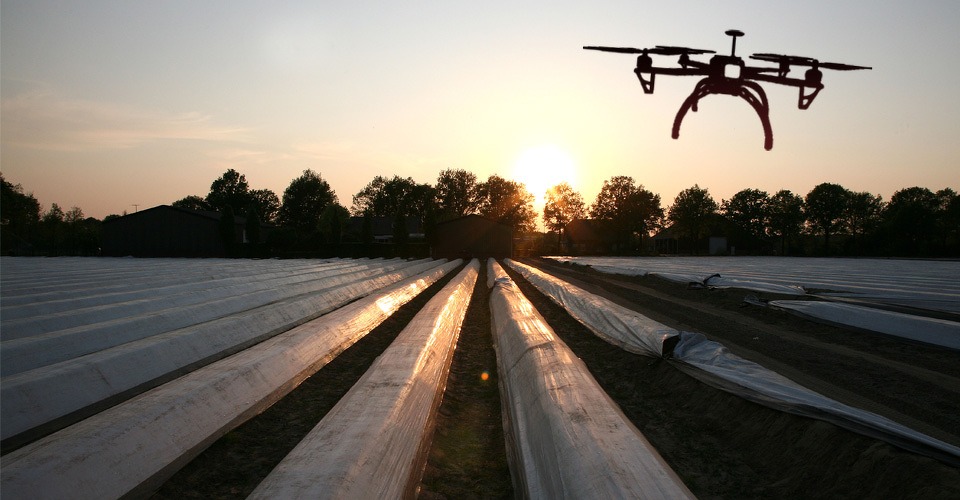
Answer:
(511, 145, 578, 206)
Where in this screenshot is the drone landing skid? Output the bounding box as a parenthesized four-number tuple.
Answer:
(671, 78, 774, 151)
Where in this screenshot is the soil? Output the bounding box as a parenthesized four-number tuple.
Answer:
(151, 257, 960, 499)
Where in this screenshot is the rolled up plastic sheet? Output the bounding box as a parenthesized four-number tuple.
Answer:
(765, 300, 960, 350)
(488, 259, 693, 499)
(508, 260, 960, 466)
(2, 259, 425, 375)
(506, 259, 680, 357)
(1, 258, 448, 444)
(249, 260, 479, 499)
(0, 260, 462, 500)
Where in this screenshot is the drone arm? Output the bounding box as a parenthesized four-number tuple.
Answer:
(748, 73, 824, 109)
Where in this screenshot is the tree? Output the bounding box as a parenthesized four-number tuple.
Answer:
(244, 206, 262, 245)
(804, 183, 850, 254)
(277, 169, 337, 231)
(218, 206, 237, 256)
(475, 174, 537, 233)
(172, 195, 212, 212)
(722, 189, 769, 242)
(935, 188, 960, 255)
(435, 168, 479, 219)
(767, 190, 805, 255)
(1, 174, 42, 253)
(845, 191, 884, 253)
(351, 175, 434, 219)
(667, 185, 718, 254)
(543, 182, 586, 242)
(206, 169, 252, 213)
(883, 186, 938, 255)
(318, 203, 350, 245)
(249, 189, 280, 223)
(590, 176, 663, 252)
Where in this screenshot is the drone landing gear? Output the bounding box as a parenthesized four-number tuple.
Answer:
(672, 78, 774, 151)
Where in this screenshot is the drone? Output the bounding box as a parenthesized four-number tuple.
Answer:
(584, 30, 871, 150)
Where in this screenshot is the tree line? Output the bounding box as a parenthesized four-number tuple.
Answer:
(2, 170, 957, 257)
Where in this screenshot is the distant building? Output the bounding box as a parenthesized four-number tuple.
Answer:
(344, 215, 425, 243)
(101, 205, 271, 257)
(431, 214, 512, 259)
(563, 219, 617, 255)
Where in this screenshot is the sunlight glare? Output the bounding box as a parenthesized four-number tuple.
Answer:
(511, 145, 578, 205)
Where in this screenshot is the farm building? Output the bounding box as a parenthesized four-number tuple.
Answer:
(563, 219, 616, 255)
(431, 214, 512, 259)
(344, 215, 425, 243)
(101, 205, 270, 257)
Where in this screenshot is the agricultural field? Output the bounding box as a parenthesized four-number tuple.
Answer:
(1, 256, 958, 498)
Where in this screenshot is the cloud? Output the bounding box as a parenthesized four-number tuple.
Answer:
(1, 85, 249, 151)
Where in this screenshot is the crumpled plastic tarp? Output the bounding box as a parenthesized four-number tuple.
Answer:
(489, 259, 694, 499)
(507, 259, 960, 467)
(0, 260, 463, 500)
(249, 260, 479, 499)
(765, 299, 960, 350)
(1, 258, 450, 444)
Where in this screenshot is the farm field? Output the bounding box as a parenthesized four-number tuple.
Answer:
(1, 256, 959, 498)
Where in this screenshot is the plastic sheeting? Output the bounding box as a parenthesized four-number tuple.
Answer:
(1, 258, 448, 444)
(506, 259, 679, 357)
(249, 260, 479, 499)
(510, 260, 960, 466)
(2, 258, 424, 374)
(547, 256, 960, 315)
(764, 300, 960, 349)
(671, 332, 960, 466)
(0, 260, 462, 500)
(489, 259, 694, 499)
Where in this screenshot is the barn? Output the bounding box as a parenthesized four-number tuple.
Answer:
(101, 205, 267, 257)
(431, 214, 512, 259)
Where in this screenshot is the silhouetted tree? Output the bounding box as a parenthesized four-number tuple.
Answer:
(318, 203, 350, 245)
(249, 189, 280, 223)
(244, 206, 261, 245)
(845, 191, 884, 254)
(475, 174, 537, 233)
(277, 169, 337, 231)
(435, 168, 479, 219)
(935, 188, 960, 255)
(767, 189, 805, 255)
(590, 176, 663, 252)
(722, 189, 769, 252)
(206, 169, 252, 213)
(882, 186, 938, 256)
(543, 182, 586, 243)
(351, 175, 434, 221)
(172, 195, 212, 212)
(668, 185, 718, 254)
(804, 183, 850, 254)
(218, 206, 237, 256)
(1, 173, 41, 253)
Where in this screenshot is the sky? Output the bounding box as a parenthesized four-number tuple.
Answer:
(2, 1, 958, 220)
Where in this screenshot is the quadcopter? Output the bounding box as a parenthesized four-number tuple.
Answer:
(584, 30, 871, 150)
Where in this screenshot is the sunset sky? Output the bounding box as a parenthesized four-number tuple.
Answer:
(2, 1, 957, 220)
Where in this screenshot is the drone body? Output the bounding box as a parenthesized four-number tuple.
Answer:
(585, 30, 871, 150)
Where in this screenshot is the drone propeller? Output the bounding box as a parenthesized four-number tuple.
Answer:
(583, 45, 715, 56)
(651, 45, 715, 56)
(751, 53, 871, 70)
